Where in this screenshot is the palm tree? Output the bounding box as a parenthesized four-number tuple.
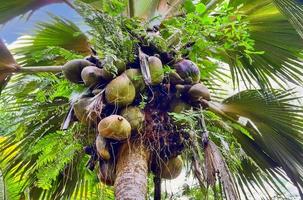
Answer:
(0, 0, 303, 199)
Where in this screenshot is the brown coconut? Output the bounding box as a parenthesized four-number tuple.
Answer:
(73, 97, 100, 126)
(160, 156, 183, 180)
(62, 59, 92, 83)
(81, 66, 103, 87)
(188, 83, 211, 101)
(96, 135, 110, 160)
(98, 160, 116, 186)
(98, 115, 131, 140)
(105, 74, 136, 106)
(120, 106, 145, 131)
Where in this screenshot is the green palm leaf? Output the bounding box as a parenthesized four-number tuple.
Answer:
(12, 15, 91, 66)
(211, 89, 303, 198)
(273, 0, 303, 39)
(0, 0, 69, 25)
(223, 0, 303, 89)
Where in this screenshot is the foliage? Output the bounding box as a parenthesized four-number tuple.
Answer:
(0, 0, 303, 199)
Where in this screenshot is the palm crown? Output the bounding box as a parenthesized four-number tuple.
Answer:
(0, 0, 303, 199)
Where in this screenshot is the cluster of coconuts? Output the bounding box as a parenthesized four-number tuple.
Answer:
(62, 52, 211, 185)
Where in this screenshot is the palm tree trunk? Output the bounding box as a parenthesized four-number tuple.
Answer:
(114, 142, 150, 200)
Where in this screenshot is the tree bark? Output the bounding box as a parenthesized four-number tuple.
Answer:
(114, 142, 150, 200)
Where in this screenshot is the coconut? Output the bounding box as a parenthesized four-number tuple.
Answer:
(113, 59, 126, 74)
(98, 160, 116, 186)
(148, 56, 164, 85)
(120, 106, 145, 131)
(188, 83, 211, 101)
(105, 74, 136, 106)
(98, 115, 131, 140)
(96, 135, 110, 160)
(169, 99, 191, 113)
(173, 59, 200, 84)
(124, 69, 145, 92)
(62, 59, 93, 83)
(100, 59, 126, 81)
(81, 66, 103, 87)
(73, 97, 99, 126)
(100, 68, 114, 81)
(160, 156, 183, 179)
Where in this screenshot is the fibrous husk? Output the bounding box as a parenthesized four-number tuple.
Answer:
(160, 156, 183, 180)
(81, 66, 103, 87)
(105, 74, 136, 106)
(148, 56, 164, 85)
(124, 69, 145, 92)
(96, 135, 110, 160)
(188, 83, 211, 101)
(62, 59, 93, 83)
(172, 59, 200, 84)
(73, 97, 100, 126)
(98, 115, 131, 140)
(120, 106, 145, 131)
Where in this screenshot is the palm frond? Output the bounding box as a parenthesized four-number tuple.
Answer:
(12, 15, 91, 66)
(0, 0, 67, 25)
(273, 0, 303, 39)
(213, 89, 303, 198)
(0, 73, 108, 199)
(224, 0, 303, 89)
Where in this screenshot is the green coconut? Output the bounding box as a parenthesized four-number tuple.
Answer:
(188, 83, 211, 101)
(96, 135, 110, 160)
(124, 69, 145, 91)
(62, 59, 92, 83)
(148, 56, 164, 85)
(113, 59, 126, 74)
(160, 156, 183, 180)
(101, 59, 126, 81)
(81, 66, 103, 87)
(98, 115, 131, 140)
(169, 99, 191, 113)
(120, 106, 145, 131)
(73, 97, 99, 126)
(105, 74, 136, 106)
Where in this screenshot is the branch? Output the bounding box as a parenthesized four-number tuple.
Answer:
(17, 66, 62, 73)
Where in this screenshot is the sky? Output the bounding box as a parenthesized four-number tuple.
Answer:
(0, 3, 81, 43)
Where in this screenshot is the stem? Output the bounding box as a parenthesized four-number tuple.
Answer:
(153, 173, 161, 200)
(18, 66, 62, 73)
(128, 0, 135, 17)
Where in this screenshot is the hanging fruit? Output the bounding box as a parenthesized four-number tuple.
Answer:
(148, 56, 164, 85)
(81, 66, 103, 87)
(171, 59, 200, 84)
(124, 69, 145, 92)
(159, 156, 183, 179)
(62, 59, 93, 83)
(73, 97, 100, 126)
(120, 106, 145, 131)
(188, 83, 211, 101)
(98, 115, 131, 140)
(105, 74, 136, 106)
(96, 135, 111, 160)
